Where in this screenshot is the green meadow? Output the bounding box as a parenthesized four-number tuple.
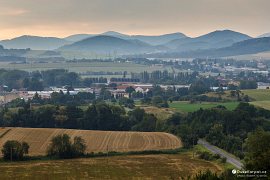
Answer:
(169, 101, 239, 113)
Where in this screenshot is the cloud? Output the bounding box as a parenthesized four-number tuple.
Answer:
(0, 7, 28, 16)
(0, 0, 269, 39)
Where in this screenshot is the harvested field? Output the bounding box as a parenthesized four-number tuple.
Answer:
(0, 154, 223, 179)
(0, 128, 181, 156)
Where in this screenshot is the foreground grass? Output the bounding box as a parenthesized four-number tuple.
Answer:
(0, 152, 223, 179)
(169, 101, 239, 113)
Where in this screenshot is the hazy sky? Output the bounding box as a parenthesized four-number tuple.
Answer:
(0, 0, 269, 40)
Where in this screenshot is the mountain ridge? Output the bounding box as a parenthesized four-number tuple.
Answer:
(165, 30, 252, 51)
(59, 35, 167, 54)
(0, 35, 71, 50)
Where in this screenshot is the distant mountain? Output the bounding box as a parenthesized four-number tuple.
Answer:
(258, 33, 270, 38)
(131, 33, 186, 46)
(64, 34, 93, 42)
(64, 31, 130, 42)
(0, 35, 71, 50)
(0, 30, 256, 54)
(59, 35, 166, 54)
(65, 31, 187, 45)
(101, 31, 130, 39)
(165, 30, 251, 51)
(179, 37, 270, 58)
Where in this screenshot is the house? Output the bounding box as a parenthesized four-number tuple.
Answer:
(257, 82, 270, 89)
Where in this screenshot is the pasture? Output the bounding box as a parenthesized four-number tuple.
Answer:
(140, 106, 174, 120)
(241, 89, 270, 101)
(0, 153, 223, 179)
(169, 101, 239, 112)
(0, 61, 169, 74)
(0, 128, 181, 156)
(250, 101, 270, 110)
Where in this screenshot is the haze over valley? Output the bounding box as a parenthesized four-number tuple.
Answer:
(0, 0, 270, 179)
(1, 30, 270, 59)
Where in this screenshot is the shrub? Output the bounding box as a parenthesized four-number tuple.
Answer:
(198, 151, 214, 161)
(194, 170, 219, 179)
(47, 134, 86, 159)
(194, 169, 238, 180)
(221, 157, 227, 163)
(1, 140, 29, 161)
(213, 154, 221, 159)
(198, 152, 223, 161)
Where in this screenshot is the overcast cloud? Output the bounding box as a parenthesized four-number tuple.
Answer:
(0, 0, 269, 39)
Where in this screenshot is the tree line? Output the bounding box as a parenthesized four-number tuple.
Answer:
(1, 101, 269, 172)
(0, 69, 107, 91)
(162, 103, 270, 159)
(0, 102, 157, 132)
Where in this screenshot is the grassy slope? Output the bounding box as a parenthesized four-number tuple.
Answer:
(205, 89, 270, 110)
(0, 152, 224, 179)
(169, 101, 239, 113)
(250, 101, 270, 110)
(140, 106, 174, 120)
(242, 89, 270, 101)
(242, 89, 270, 110)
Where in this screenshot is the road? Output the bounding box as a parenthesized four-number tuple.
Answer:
(198, 139, 243, 169)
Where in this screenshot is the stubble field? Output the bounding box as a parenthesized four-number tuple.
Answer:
(0, 127, 182, 156)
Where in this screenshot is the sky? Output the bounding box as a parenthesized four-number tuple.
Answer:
(0, 0, 269, 40)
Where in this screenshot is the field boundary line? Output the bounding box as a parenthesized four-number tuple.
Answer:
(0, 128, 12, 139)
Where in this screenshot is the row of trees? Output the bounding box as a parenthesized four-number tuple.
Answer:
(0, 69, 108, 91)
(0, 102, 157, 132)
(131, 70, 199, 84)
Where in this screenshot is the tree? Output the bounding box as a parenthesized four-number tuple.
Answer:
(244, 129, 270, 171)
(151, 96, 168, 108)
(132, 114, 157, 132)
(1, 141, 29, 161)
(99, 86, 112, 100)
(206, 124, 225, 146)
(119, 97, 135, 108)
(72, 136, 87, 157)
(189, 80, 210, 95)
(47, 134, 86, 159)
(239, 80, 258, 90)
(125, 86, 135, 97)
(177, 125, 198, 149)
(177, 87, 189, 96)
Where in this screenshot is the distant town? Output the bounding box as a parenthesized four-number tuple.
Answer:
(1, 57, 270, 105)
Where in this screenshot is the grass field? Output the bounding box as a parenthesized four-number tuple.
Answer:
(0, 128, 181, 156)
(169, 101, 239, 112)
(205, 91, 236, 101)
(0, 152, 224, 179)
(229, 51, 270, 61)
(242, 89, 270, 101)
(0, 61, 169, 74)
(140, 106, 174, 120)
(250, 101, 270, 110)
